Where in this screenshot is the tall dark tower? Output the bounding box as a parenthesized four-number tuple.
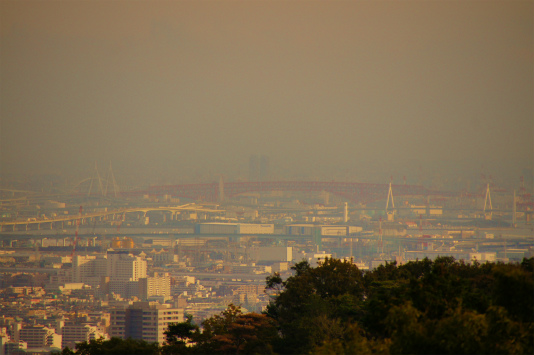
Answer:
(249, 154, 270, 181)
(259, 155, 270, 181)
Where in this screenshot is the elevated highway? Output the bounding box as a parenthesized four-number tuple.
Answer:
(0, 204, 223, 232)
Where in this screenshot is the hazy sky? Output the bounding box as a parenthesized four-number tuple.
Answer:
(1, 1, 532, 186)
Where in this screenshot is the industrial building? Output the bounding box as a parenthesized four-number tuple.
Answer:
(284, 224, 362, 236)
(195, 223, 274, 235)
(251, 247, 293, 262)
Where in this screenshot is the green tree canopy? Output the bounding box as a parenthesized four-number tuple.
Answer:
(55, 257, 534, 355)
(56, 337, 161, 355)
(265, 256, 534, 355)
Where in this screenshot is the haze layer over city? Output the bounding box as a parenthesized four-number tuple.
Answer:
(0, 1, 533, 355)
(1, 1, 533, 186)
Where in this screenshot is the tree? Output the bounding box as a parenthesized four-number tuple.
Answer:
(264, 256, 533, 355)
(265, 258, 366, 354)
(165, 314, 199, 346)
(200, 304, 243, 341)
(210, 313, 278, 355)
(161, 304, 279, 355)
(492, 262, 534, 323)
(158, 257, 534, 355)
(310, 323, 390, 355)
(54, 337, 161, 355)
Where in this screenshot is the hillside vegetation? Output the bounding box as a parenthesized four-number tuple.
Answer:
(59, 256, 534, 355)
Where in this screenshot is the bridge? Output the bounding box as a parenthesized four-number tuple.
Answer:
(0, 204, 223, 232)
(135, 181, 433, 204)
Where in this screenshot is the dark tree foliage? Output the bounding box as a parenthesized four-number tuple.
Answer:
(162, 304, 279, 355)
(265, 258, 367, 354)
(55, 257, 534, 355)
(163, 314, 200, 354)
(209, 313, 278, 354)
(265, 256, 534, 355)
(165, 314, 199, 346)
(55, 337, 161, 355)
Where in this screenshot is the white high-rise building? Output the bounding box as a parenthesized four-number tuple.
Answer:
(139, 273, 171, 300)
(73, 252, 147, 297)
(61, 324, 108, 349)
(110, 302, 183, 344)
(107, 253, 147, 297)
(72, 255, 108, 288)
(107, 253, 146, 281)
(19, 326, 61, 349)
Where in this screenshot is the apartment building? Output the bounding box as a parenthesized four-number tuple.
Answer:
(139, 273, 171, 301)
(73, 252, 147, 297)
(19, 326, 61, 348)
(61, 324, 107, 349)
(110, 302, 183, 344)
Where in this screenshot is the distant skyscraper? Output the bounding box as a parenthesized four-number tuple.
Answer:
(249, 155, 260, 181)
(249, 154, 270, 181)
(260, 155, 270, 181)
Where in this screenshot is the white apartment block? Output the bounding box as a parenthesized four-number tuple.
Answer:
(139, 273, 171, 300)
(61, 324, 108, 349)
(107, 253, 147, 281)
(73, 252, 147, 297)
(72, 255, 108, 288)
(110, 302, 183, 344)
(19, 326, 61, 348)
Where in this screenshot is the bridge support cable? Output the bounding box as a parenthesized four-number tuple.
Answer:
(88, 162, 105, 197)
(386, 181, 395, 221)
(104, 161, 120, 198)
(483, 183, 493, 220)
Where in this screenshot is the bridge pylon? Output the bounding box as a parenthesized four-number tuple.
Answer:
(88, 162, 104, 197)
(104, 161, 120, 198)
(386, 181, 395, 221)
(483, 183, 493, 220)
